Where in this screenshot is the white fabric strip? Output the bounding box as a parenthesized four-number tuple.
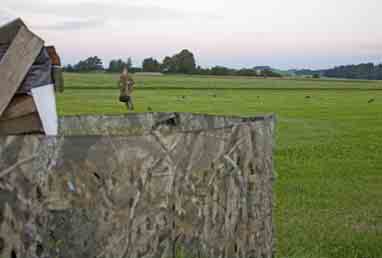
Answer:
(31, 84, 58, 136)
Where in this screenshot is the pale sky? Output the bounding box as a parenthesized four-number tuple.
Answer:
(1, 0, 382, 69)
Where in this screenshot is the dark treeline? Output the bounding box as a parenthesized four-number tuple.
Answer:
(63, 49, 282, 77)
(323, 63, 382, 80)
(62, 51, 382, 80)
(64, 56, 103, 73)
(289, 69, 324, 77)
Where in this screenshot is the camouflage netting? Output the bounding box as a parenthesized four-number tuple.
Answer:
(0, 113, 275, 258)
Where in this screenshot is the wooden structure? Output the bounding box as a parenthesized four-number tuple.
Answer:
(0, 18, 63, 135)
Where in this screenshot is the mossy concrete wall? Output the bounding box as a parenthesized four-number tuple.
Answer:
(0, 113, 275, 258)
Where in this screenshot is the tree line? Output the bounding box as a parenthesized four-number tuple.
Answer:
(62, 51, 382, 80)
(323, 63, 382, 80)
(63, 49, 282, 77)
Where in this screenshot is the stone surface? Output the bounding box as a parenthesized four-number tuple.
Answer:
(0, 113, 275, 258)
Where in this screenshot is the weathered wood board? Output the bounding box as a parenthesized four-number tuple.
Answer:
(0, 25, 44, 116)
(0, 112, 43, 135)
(0, 18, 26, 45)
(0, 95, 37, 120)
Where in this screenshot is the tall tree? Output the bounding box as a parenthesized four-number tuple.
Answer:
(142, 57, 161, 72)
(160, 50, 196, 74)
(108, 59, 124, 73)
(108, 57, 132, 73)
(173, 49, 196, 74)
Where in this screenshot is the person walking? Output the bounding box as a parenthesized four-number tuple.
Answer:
(118, 67, 135, 110)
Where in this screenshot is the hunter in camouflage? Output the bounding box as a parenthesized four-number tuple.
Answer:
(119, 67, 135, 110)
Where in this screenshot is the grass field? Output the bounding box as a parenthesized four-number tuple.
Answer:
(58, 73, 382, 258)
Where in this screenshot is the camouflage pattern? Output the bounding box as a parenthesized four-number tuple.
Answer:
(119, 74, 135, 97)
(0, 113, 275, 258)
(59, 112, 273, 135)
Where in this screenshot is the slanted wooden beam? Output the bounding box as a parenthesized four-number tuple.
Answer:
(0, 112, 43, 135)
(0, 18, 26, 45)
(0, 25, 44, 116)
(0, 95, 37, 120)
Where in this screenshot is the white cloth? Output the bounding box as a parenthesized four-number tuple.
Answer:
(31, 84, 58, 136)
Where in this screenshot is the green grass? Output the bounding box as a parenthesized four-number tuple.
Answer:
(58, 73, 382, 258)
(64, 72, 382, 89)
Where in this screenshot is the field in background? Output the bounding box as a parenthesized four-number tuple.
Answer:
(58, 73, 382, 258)
(64, 72, 382, 90)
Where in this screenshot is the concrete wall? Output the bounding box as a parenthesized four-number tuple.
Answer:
(0, 113, 275, 258)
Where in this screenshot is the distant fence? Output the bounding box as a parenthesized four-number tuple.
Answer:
(0, 112, 275, 258)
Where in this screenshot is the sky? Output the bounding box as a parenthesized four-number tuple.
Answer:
(1, 0, 382, 69)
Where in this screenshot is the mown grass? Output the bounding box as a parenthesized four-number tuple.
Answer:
(64, 72, 382, 89)
(58, 73, 382, 258)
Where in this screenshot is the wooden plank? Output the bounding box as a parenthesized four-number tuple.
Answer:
(0, 18, 26, 45)
(0, 95, 37, 120)
(0, 25, 44, 116)
(0, 112, 43, 135)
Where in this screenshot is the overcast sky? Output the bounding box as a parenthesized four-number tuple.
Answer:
(1, 0, 382, 69)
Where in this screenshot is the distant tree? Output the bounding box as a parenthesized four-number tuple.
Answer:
(142, 57, 161, 72)
(260, 69, 282, 78)
(194, 65, 210, 75)
(236, 68, 257, 76)
(108, 59, 124, 73)
(312, 74, 320, 79)
(210, 66, 233, 76)
(293, 69, 323, 76)
(324, 62, 382, 80)
(174, 49, 196, 74)
(126, 57, 133, 69)
(108, 57, 132, 73)
(63, 64, 74, 72)
(74, 56, 103, 72)
(160, 50, 196, 74)
(161, 56, 175, 73)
